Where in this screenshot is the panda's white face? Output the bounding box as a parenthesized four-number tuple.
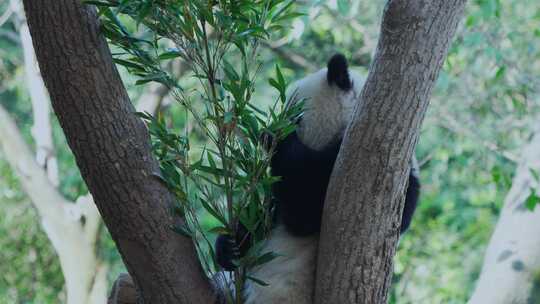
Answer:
(288, 68, 365, 151)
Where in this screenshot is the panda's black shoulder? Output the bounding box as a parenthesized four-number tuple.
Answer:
(327, 53, 352, 91)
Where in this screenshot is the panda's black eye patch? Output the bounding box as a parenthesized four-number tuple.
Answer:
(327, 53, 352, 91)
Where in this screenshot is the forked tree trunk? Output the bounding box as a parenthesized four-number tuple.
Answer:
(22, 0, 468, 303)
(316, 1, 467, 303)
(22, 1, 214, 303)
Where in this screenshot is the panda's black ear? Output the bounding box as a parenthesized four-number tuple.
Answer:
(327, 53, 352, 91)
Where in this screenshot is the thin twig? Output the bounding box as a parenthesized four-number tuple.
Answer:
(261, 40, 317, 71)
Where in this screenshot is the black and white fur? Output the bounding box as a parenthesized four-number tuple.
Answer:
(215, 54, 420, 303)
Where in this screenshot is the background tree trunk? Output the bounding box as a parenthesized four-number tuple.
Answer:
(468, 121, 540, 304)
(0, 103, 107, 304)
(21, 1, 214, 303)
(316, 1, 467, 303)
(18, 7, 58, 187)
(0, 3, 108, 302)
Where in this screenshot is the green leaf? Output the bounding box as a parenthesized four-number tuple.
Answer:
(525, 190, 539, 212)
(136, 2, 153, 22)
(171, 224, 192, 238)
(200, 198, 227, 226)
(158, 50, 182, 60)
(246, 275, 270, 286)
(135, 72, 168, 85)
(275, 65, 285, 88)
(208, 226, 230, 235)
(494, 66, 506, 81)
(268, 78, 280, 91)
(113, 58, 146, 71)
(82, 0, 117, 7)
(530, 168, 540, 182)
(134, 111, 153, 120)
(251, 251, 279, 267)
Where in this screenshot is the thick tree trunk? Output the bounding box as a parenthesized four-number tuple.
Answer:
(12, 5, 109, 301)
(316, 1, 467, 303)
(468, 122, 540, 304)
(22, 1, 214, 303)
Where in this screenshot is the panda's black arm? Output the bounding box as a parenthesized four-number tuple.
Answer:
(215, 132, 329, 270)
(400, 171, 420, 233)
(271, 131, 343, 235)
(215, 234, 238, 271)
(271, 131, 342, 168)
(214, 224, 251, 271)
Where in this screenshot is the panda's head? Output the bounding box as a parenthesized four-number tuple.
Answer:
(288, 54, 366, 151)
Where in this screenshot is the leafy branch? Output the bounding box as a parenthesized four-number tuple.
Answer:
(87, 1, 302, 302)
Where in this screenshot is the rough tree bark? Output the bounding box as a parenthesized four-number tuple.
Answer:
(0, 3, 108, 302)
(316, 1, 467, 303)
(22, 1, 214, 303)
(468, 122, 540, 304)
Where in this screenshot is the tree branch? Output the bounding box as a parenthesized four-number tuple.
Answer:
(16, 4, 60, 186)
(261, 40, 317, 71)
(22, 1, 214, 303)
(316, 1, 467, 303)
(0, 2, 13, 27)
(0, 103, 69, 222)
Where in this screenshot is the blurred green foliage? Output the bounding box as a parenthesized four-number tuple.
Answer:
(1, 0, 539, 303)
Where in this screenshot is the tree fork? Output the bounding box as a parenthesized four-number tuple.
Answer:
(22, 1, 215, 303)
(316, 1, 467, 303)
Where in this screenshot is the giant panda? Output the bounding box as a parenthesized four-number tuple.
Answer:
(214, 53, 420, 304)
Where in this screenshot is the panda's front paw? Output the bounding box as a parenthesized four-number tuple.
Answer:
(215, 234, 240, 271)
